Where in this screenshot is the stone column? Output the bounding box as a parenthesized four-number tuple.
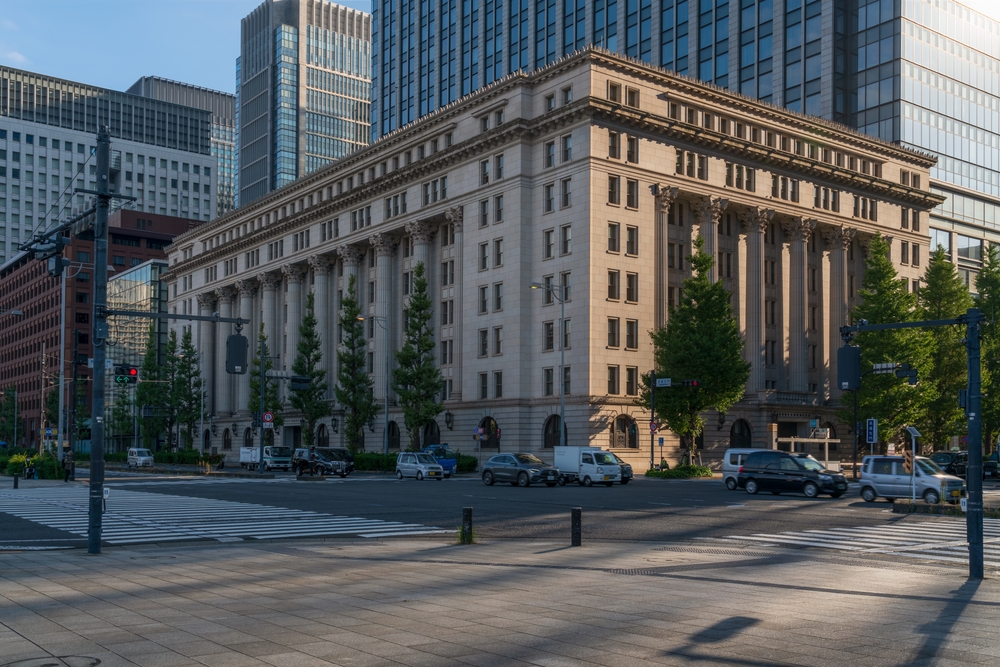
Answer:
(370, 232, 399, 404)
(782, 217, 817, 393)
(822, 225, 856, 400)
(215, 287, 237, 416)
(308, 255, 333, 397)
(692, 196, 728, 283)
(653, 185, 678, 330)
(196, 292, 216, 416)
(406, 220, 436, 322)
(282, 264, 307, 371)
(235, 279, 257, 414)
(257, 272, 281, 361)
(446, 206, 464, 399)
(738, 207, 774, 393)
(337, 244, 365, 294)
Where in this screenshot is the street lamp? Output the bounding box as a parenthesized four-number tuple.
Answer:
(530, 281, 566, 449)
(358, 314, 390, 455)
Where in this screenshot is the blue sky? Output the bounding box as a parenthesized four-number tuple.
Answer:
(0, 0, 370, 94)
(0, 0, 997, 96)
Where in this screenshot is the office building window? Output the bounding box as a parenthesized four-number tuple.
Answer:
(608, 365, 620, 394)
(608, 317, 620, 347)
(608, 222, 620, 252)
(494, 372, 503, 398)
(626, 319, 638, 349)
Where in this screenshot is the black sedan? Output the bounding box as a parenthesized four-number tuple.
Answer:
(930, 451, 993, 479)
(482, 453, 559, 487)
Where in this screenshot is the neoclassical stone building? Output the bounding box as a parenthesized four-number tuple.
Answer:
(164, 48, 942, 466)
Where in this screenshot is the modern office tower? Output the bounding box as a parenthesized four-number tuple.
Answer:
(0, 66, 218, 266)
(126, 77, 237, 219)
(237, 0, 372, 206)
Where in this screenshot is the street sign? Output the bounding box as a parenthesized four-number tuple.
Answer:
(655, 378, 672, 388)
(866, 419, 878, 444)
(650, 422, 658, 432)
(262, 411, 274, 429)
(473, 427, 484, 440)
(658, 437, 664, 446)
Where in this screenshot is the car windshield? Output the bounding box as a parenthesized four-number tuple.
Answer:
(318, 449, 345, 460)
(797, 457, 826, 472)
(515, 454, 545, 466)
(135, 450, 151, 457)
(916, 458, 944, 475)
(416, 454, 437, 464)
(594, 452, 617, 465)
(433, 449, 456, 459)
(270, 447, 292, 457)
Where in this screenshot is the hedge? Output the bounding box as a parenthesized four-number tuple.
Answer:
(645, 464, 714, 479)
(351, 451, 479, 473)
(1, 450, 63, 479)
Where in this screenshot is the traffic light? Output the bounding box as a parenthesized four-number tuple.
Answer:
(226, 334, 248, 374)
(289, 375, 310, 391)
(903, 449, 914, 474)
(682, 380, 700, 387)
(838, 346, 862, 390)
(114, 365, 138, 384)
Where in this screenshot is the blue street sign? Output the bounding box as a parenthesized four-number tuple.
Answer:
(655, 378, 672, 388)
(866, 419, 878, 444)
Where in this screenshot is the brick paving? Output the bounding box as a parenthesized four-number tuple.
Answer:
(1, 538, 999, 667)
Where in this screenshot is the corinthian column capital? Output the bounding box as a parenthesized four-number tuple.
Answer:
(308, 254, 333, 275)
(196, 292, 216, 311)
(336, 244, 365, 266)
(444, 205, 464, 232)
(281, 263, 307, 284)
(692, 196, 729, 225)
(781, 217, 818, 242)
(821, 225, 857, 250)
(653, 185, 679, 213)
(214, 286, 237, 304)
(369, 232, 399, 257)
(256, 271, 281, 291)
(235, 279, 257, 299)
(405, 221, 436, 244)
(737, 207, 775, 234)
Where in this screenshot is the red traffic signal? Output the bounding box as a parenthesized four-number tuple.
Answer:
(682, 380, 700, 387)
(128, 367, 138, 378)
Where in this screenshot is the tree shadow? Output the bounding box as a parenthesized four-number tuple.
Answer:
(896, 578, 982, 666)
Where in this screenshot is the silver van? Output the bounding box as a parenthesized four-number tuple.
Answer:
(859, 455, 965, 504)
(722, 448, 758, 490)
(395, 452, 445, 481)
(127, 448, 154, 468)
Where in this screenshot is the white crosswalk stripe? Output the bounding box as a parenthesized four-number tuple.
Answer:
(0, 487, 453, 544)
(729, 518, 1000, 566)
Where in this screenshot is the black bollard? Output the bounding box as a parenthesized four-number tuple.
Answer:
(461, 506, 474, 544)
(13, 473, 18, 489)
(571, 507, 582, 547)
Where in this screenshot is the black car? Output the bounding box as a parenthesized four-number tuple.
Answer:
(317, 447, 355, 475)
(737, 450, 847, 498)
(930, 451, 993, 480)
(611, 453, 633, 485)
(482, 453, 560, 487)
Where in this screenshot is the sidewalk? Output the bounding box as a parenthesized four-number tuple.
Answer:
(2, 537, 999, 667)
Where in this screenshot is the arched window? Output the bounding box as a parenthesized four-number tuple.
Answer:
(730, 419, 752, 448)
(543, 415, 566, 448)
(243, 428, 253, 449)
(479, 417, 499, 448)
(317, 424, 329, 447)
(610, 415, 638, 448)
(423, 420, 441, 446)
(388, 421, 401, 450)
(223, 429, 232, 451)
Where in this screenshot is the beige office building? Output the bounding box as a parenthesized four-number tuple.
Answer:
(164, 49, 941, 466)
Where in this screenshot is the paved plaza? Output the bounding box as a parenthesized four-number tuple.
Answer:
(2, 535, 1000, 667)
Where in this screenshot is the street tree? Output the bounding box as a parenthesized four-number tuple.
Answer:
(392, 262, 443, 449)
(639, 236, 750, 463)
(160, 329, 181, 449)
(248, 323, 283, 445)
(975, 243, 1000, 450)
(44, 385, 60, 427)
(290, 291, 330, 448)
(109, 384, 135, 449)
(917, 247, 973, 450)
(335, 275, 379, 452)
(136, 326, 167, 449)
(174, 329, 204, 449)
(0, 386, 25, 447)
(841, 234, 931, 447)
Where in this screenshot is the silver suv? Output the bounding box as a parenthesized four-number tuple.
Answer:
(858, 455, 965, 504)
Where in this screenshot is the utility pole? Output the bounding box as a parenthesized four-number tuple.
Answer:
(69, 329, 78, 458)
(259, 333, 266, 475)
(39, 340, 45, 455)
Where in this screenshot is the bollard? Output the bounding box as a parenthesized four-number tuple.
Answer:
(460, 506, 474, 544)
(13, 473, 18, 489)
(571, 507, 582, 546)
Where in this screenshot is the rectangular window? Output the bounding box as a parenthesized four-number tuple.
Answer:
(544, 321, 554, 351)
(608, 175, 621, 205)
(543, 229, 554, 258)
(901, 241, 910, 265)
(626, 273, 638, 302)
(626, 136, 638, 163)
(626, 179, 639, 208)
(625, 87, 639, 107)
(626, 319, 638, 349)
(493, 282, 503, 310)
(479, 286, 488, 313)
(561, 134, 572, 161)
(479, 242, 489, 270)
(561, 272, 571, 301)
(607, 366, 620, 394)
(493, 326, 503, 355)
(609, 131, 621, 159)
(495, 154, 504, 179)
(608, 222, 620, 252)
(544, 141, 555, 168)
(544, 368, 554, 396)
(626, 367, 638, 396)
(544, 183, 555, 212)
(608, 270, 620, 299)
(479, 199, 489, 227)
(608, 318, 620, 347)
(563, 366, 572, 395)
(626, 226, 638, 255)
(480, 160, 490, 185)
(560, 225, 572, 254)
(494, 372, 503, 398)
(912, 245, 920, 266)
(479, 373, 488, 400)
(479, 329, 489, 356)
(560, 178, 572, 208)
(494, 238, 504, 266)
(562, 318, 571, 349)
(494, 194, 504, 223)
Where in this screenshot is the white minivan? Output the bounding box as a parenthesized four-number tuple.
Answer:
(127, 448, 154, 468)
(722, 448, 758, 490)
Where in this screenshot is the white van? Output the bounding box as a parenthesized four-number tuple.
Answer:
(554, 446, 621, 487)
(722, 448, 758, 490)
(127, 448, 154, 468)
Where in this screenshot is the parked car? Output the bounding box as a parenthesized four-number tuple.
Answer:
(611, 453, 633, 484)
(294, 448, 348, 477)
(318, 447, 355, 475)
(553, 446, 621, 486)
(987, 451, 999, 478)
(395, 452, 444, 480)
(930, 450, 992, 480)
(482, 453, 560, 487)
(737, 450, 847, 498)
(858, 455, 965, 504)
(126, 448, 154, 468)
(722, 448, 758, 491)
(424, 445, 457, 477)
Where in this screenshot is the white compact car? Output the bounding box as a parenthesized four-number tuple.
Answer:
(395, 452, 445, 481)
(127, 448, 154, 468)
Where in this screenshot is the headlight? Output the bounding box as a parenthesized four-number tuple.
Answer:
(529, 469, 539, 474)
(597, 467, 604, 473)
(819, 475, 831, 482)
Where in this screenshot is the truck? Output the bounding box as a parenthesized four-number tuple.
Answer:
(553, 446, 622, 487)
(240, 446, 293, 471)
(423, 444, 457, 477)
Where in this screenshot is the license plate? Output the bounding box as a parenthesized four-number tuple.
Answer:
(952, 490, 961, 497)
(548, 475, 556, 480)
(429, 471, 437, 476)
(836, 484, 846, 489)
(603, 475, 611, 480)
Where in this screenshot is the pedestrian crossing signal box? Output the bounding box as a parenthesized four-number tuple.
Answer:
(226, 334, 248, 375)
(903, 450, 914, 474)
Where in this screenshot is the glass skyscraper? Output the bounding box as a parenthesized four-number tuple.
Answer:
(238, 0, 372, 206)
(373, 0, 999, 281)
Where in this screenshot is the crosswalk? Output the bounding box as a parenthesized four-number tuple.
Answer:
(729, 518, 1000, 567)
(0, 487, 453, 545)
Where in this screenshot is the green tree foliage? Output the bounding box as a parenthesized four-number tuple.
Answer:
(335, 275, 379, 452)
(160, 330, 181, 449)
(841, 235, 931, 445)
(44, 385, 60, 427)
(174, 329, 204, 449)
(0, 386, 25, 446)
(917, 247, 973, 450)
(392, 262, 444, 449)
(975, 244, 1000, 450)
(136, 326, 166, 448)
(109, 384, 135, 445)
(639, 237, 750, 459)
(248, 323, 283, 446)
(290, 291, 330, 448)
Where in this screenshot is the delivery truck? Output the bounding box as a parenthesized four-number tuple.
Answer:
(553, 446, 622, 486)
(240, 445, 293, 471)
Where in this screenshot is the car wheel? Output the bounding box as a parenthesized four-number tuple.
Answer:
(620, 478, 630, 485)
(803, 482, 819, 498)
(395, 470, 403, 480)
(557, 477, 566, 486)
(546, 482, 557, 487)
(483, 471, 495, 486)
(924, 489, 940, 505)
(416, 471, 424, 481)
(582, 476, 593, 487)
(517, 472, 530, 488)
(860, 487, 877, 503)
(745, 479, 759, 495)
(725, 477, 737, 491)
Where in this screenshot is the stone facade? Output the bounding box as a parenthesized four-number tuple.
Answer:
(164, 49, 942, 467)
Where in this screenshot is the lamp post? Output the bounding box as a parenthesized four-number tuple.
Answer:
(530, 282, 566, 449)
(0, 309, 24, 449)
(358, 315, 390, 455)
